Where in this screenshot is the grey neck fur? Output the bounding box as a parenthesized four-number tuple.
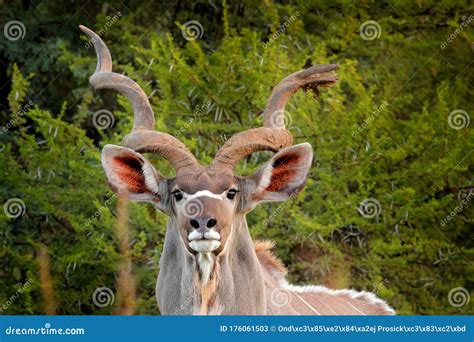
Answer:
(156, 215, 266, 315)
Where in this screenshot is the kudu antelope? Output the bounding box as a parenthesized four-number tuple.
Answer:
(81, 25, 395, 315)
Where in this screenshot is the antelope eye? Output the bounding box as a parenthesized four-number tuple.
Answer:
(172, 190, 183, 201)
(227, 189, 238, 200)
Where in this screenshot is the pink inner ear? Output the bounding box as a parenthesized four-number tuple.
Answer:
(266, 153, 300, 192)
(112, 156, 146, 193)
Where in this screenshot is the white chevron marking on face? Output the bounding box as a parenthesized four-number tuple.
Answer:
(188, 229, 221, 242)
(183, 190, 226, 201)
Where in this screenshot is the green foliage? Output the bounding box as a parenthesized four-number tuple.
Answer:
(0, 0, 472, 315)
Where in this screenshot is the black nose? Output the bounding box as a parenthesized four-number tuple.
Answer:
(190, 216, 217, 230)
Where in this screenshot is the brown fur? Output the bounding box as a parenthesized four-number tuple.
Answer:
(254, 240, 287, 275)
(267, 169, 296, 192)
(266, 153, 300, 192)
(254, 240, 395, 315)
(112, 156, 146, 193)
(199, 263, 220, 315)
(82, 26, 395, 316)
(198, 241, 283, 315)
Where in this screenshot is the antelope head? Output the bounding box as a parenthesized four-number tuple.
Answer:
(81, 26, 338, 312)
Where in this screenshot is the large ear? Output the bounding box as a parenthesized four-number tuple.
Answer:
(247, 143, 313, 203)
(101, 144, 164, 203)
